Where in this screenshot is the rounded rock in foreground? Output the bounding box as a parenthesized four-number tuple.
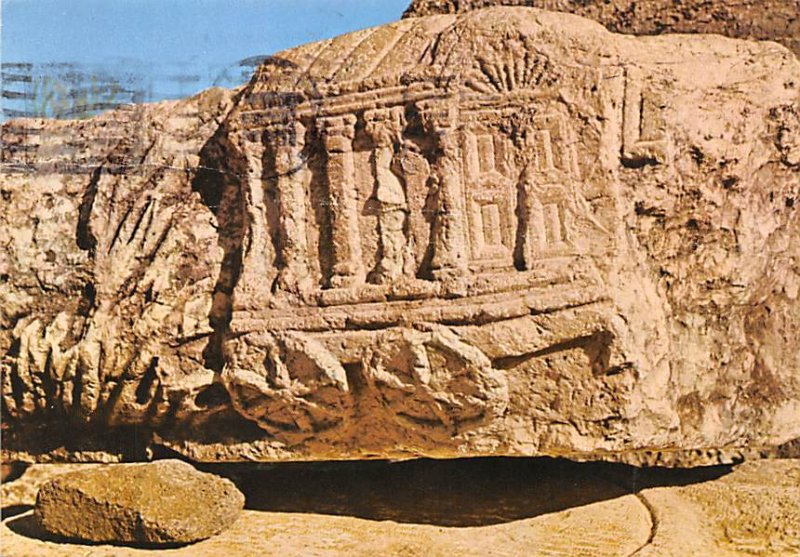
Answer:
(33, 459, 245, 546)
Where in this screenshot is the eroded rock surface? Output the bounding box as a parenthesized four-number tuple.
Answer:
(1, 6, 799, 466)
(404, 0, 800, 58)
(33, 460, 244, 545)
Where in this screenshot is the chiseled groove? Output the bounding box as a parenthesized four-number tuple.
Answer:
(329, 28, 388, 83)
(282, 39, 334, 89)
(304, 28, 376, 83)
(491, 333, 599, 370)
(355, 21, 413, 81)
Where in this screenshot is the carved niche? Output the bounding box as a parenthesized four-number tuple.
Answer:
(622, 66, 670, 166)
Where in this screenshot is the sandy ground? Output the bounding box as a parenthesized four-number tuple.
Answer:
(1, 458, 798, 556)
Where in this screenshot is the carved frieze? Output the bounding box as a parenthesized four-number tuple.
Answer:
(224, 332, 353, 442)
(363, 327, 509, 438)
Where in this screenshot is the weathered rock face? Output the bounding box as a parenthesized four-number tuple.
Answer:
(34, 460, 244, 545)
(2, 7, 799, 466)
(404, 0, 800, 58)
(1, 87, 241, 459)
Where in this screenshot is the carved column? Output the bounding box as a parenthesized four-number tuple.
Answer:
(265, 121, 311, 294)
(364, 106, 408, 283)
(419, 100, 469, 281)
(235, 133, 273, 309)
(319, 114, 363, 288)
(517, 162, 544, 270)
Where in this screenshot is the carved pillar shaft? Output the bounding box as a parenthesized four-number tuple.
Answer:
(235, 135, 272, 308)
(419, 101, 469, 280)
(518, 165, 537, 270)
(266, 121, 310, 293)
(319, 114, 362, 288)
(364, 106, 407, 283)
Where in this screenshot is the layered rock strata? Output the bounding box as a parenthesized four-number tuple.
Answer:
(404, 0, 800, 58)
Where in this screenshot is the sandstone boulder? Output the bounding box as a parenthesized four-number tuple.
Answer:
(34, 460, 244, 545)
(1, 6, 799, 467)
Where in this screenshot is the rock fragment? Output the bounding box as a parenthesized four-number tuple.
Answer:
(34, 460, 244, 545)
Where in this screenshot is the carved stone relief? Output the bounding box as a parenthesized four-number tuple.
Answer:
(621, 66, 670, 166)
(224, 333, 353, 443)
(2, 6, 798, 466)
(363, 327, 508, 439)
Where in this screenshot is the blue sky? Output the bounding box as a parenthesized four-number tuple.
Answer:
(2, 0, 409, 118)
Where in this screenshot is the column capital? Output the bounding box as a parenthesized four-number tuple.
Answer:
(364, 106, 405, 147)
(417, 99, 458, 133)
(318, 114, 357, 152)
(263, 120, 306, 149)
